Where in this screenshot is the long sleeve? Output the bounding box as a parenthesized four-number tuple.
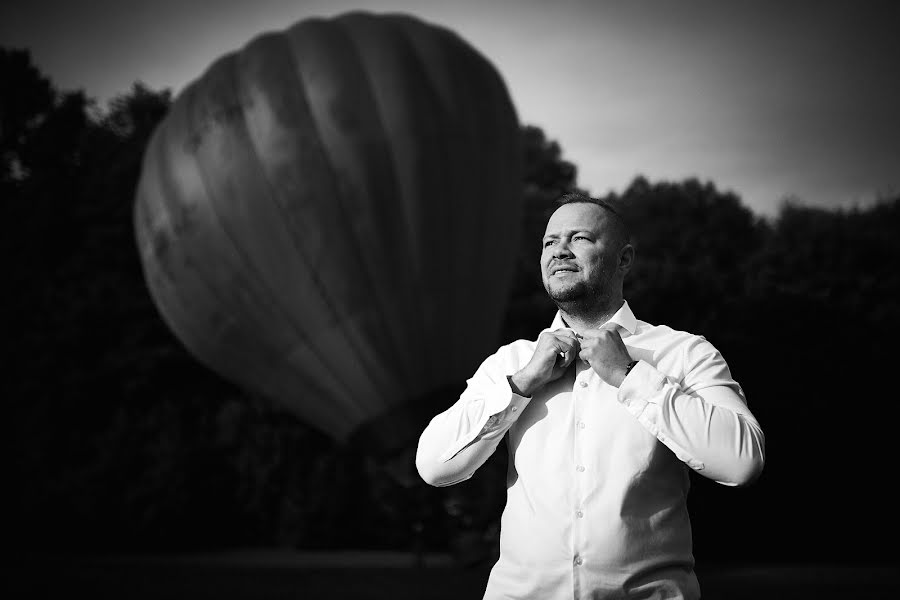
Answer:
(415, 348, 532, 487)
(617, 336, 766, 486)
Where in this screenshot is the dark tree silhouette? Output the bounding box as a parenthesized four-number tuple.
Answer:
(604, 179, 900, 565)
(1, 48, 56, 183)
(502, 125, 583, 343)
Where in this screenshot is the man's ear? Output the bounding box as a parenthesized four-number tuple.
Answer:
(618, 244, 635, 273)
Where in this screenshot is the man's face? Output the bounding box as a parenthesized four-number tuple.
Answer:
(540, 203, 622, 306)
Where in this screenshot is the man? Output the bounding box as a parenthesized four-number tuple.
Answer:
(416, 193, 765, 600)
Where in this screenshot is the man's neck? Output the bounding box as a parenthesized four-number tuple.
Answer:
(559, 298, 625, 336)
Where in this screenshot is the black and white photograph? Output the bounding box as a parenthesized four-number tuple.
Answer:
(4, 1, 898, 598)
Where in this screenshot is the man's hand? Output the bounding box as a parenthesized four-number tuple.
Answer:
(578, 326, 634, 387)
(509, 329, 579, 397)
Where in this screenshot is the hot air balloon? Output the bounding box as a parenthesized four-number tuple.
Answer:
(133, 11, 522, 456)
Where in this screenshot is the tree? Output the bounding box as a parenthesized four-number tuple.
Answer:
(603, 176, 900, 564)
(0, 47, 55, 184)
(502, 125, 582, 343)
(604, 176, 764, 336)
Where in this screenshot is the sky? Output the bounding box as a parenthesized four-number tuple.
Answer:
(3, 0, 898, 216)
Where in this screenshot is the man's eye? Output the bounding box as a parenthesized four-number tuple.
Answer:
(573, 236, 588, 242)
(543, 240, 557, 247)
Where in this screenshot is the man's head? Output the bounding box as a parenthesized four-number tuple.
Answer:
(540, 193, 634, 316)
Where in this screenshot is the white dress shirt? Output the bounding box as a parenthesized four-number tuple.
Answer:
(416, 301, 765, 600)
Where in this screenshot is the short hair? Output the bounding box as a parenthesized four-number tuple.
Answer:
(556, 192, 631, 245)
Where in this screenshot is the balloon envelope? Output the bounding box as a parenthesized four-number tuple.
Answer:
(133, 12, 522, 444)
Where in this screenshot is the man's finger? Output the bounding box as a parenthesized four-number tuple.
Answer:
(549, 329, 573, 344)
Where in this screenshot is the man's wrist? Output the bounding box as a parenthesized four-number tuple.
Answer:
(508, 371, 538, 397)
(609, 360, 638, 388)
(624, 359, 639, 377)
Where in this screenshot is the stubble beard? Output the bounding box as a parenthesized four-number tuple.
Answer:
(544, 254, 622, 320)
(545, 276, 612, 317)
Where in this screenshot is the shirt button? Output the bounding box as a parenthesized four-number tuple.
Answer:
(511, 406, 518, 412)
(576, 510, 584, 518)
(579, 381, 588, 388)
(574, 556, 583, 566)
(576, 465, 585, 472)
(578, 421, 586, 429)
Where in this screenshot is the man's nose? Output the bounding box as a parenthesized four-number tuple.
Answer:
(553, 240, 573, 258)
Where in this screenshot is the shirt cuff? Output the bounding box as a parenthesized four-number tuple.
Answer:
(437, 377, 529, 462)
(617, 360, 666, 415)
(482, 377, 531, 431)
(617, 360, 706, 472)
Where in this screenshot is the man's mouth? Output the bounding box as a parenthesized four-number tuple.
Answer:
(551, 264, 579, 275)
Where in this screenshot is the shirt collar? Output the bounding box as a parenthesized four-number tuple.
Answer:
(548, 300, 638, 336)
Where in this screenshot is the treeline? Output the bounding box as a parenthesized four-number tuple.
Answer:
(4, 47, 899, 565)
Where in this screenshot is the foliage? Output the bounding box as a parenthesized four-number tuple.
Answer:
(1, 48, 55, 184)
(501, 125, 582, 342)
(602, 181, 900, 565)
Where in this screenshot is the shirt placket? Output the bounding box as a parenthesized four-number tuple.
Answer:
(571, 362, 591, 598)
